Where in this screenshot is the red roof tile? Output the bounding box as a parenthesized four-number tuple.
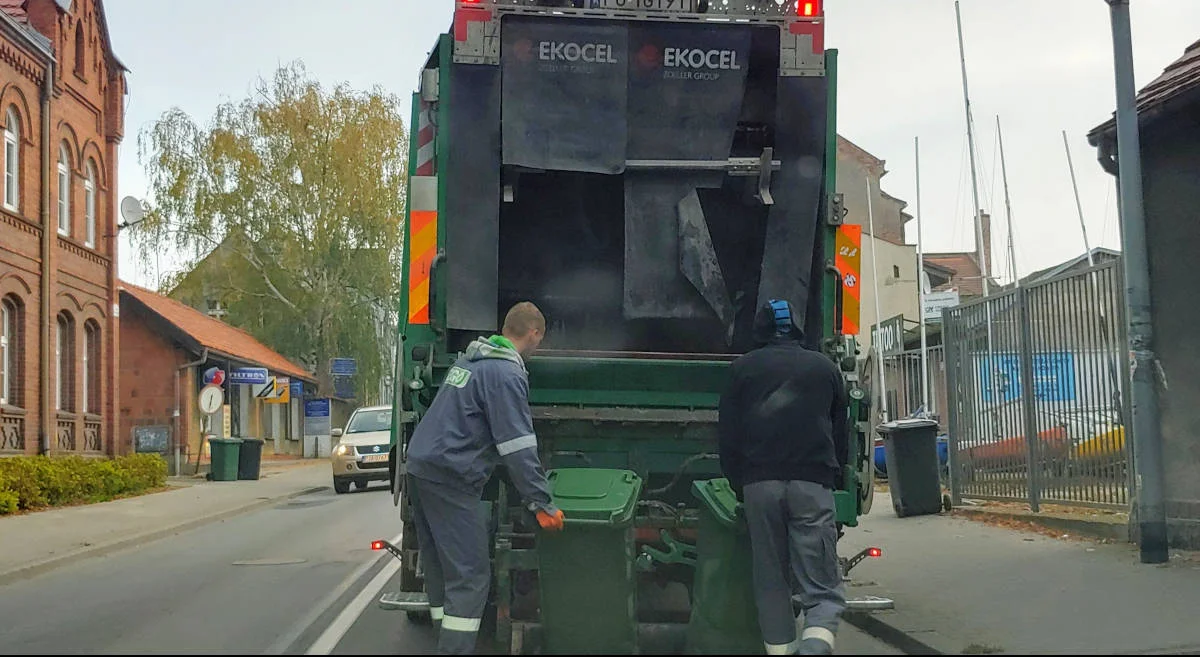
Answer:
(121, 283, 315, 382)
(0, 0, 25, 21)
(1090, 38, 1200, 139)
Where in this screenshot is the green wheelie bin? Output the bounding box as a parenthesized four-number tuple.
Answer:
(686, 477, 762, 654)
(208, 438, 243, 482)
(537, 468, 643, 654)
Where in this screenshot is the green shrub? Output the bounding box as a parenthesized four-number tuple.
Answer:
(0, 454, 168, 512)
(0, 489, 18, 515)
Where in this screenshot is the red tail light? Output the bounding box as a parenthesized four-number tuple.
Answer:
(867, 547, 883, 558)
(371, 540, 385, 551)
(798, 0, 821, 17)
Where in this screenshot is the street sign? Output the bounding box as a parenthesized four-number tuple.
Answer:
(922, 289, 961, 323)
(333, 376, 356, 400)
(252, 377, 277, 400)
(266, 377, 291, 405)
(230, 367, 268, 386)
(198, 384, 223, 415)
(290, 379, 304, 398)
(202, 367, 226, 386)
(304, 399, 332, 437)
(870, 314, 906, 357)
(331, 358, 357, 376)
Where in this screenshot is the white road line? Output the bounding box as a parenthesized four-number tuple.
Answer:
(304, 554, 404, 655)
(264, 532, 402, 655)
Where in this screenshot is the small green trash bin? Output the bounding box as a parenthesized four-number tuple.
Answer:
(538, 468, 642, 655)
(208, 438, 243, 482)
(686, 478, 762, 655)
(237, 438, 265, 480)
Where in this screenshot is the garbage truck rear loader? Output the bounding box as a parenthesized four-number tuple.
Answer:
(381, 1, 876, 653)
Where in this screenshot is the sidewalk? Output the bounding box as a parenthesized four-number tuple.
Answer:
(0, 462, 329, 584)
(842, 491, 1200, 654)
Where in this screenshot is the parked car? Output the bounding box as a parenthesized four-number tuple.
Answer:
(330, 405, 393, 494)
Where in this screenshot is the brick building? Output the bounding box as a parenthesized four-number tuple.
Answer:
(0, 0, 126, 455)
(119, 284, 316, 472)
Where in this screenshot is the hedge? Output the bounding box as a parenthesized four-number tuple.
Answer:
(0, 454, 167, 516)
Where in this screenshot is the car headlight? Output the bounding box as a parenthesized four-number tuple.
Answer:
(334, 444, 352, 457)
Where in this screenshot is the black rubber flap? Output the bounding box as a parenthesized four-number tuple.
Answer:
(501, 17, 628, 174)
(756, 75, 828, 334)
(446, 64, 502, 331)
(627, 23, 752, 161)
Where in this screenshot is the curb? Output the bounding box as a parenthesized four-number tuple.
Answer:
(954, 507, 1129, 543)
(0, 485, 328, 586)
(844, 611, 944, 655)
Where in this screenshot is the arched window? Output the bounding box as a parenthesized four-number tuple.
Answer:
(84, 162, 96, 247)
(3, 108, 17, 211)
(0, 296, 22, 407)
(74, 24, 86, 76)
(83, 320, 99, 414)
(57, 144, 70, 236)
(56, 312, 75, 411)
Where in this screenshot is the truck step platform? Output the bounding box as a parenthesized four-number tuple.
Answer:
(379, 591, 429, 612)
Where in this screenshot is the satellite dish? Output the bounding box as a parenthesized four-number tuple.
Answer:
(120, 196, 145, 226)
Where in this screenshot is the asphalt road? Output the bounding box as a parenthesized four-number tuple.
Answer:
(0, 481, 403, 655)
(0, 480, 901, 655)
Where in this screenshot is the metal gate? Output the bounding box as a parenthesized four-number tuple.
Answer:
(943, 261, 1131, 510)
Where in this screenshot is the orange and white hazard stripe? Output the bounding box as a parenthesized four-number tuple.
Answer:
(835, 224, 863, 336)
(408, 97, 439, 326)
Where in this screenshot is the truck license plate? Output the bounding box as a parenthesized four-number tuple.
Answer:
(590, 0, 696, 13)
(362, 454, 389, 464)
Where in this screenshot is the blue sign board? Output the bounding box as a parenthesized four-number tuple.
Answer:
(333, 377, 357, 400)
(290, 380, 304, 398)
(230, 367, 269, 386)
(331, 358, 358, 376)
(979, 352, 1076, 404)
(304, 399, 331, 418)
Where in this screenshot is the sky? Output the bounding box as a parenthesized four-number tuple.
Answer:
(103, 0, 1200, 288)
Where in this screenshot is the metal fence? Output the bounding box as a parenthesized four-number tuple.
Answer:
(882, 345, 947, 425)
(943, 261, 1131, 510)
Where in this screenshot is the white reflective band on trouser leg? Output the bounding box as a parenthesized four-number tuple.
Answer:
(441, 615, 482, 632)
(802, 626, 837, 649)
(495, 434, 538, 456)
(765, 641, 797, 655)
(430, 606, 444, 621)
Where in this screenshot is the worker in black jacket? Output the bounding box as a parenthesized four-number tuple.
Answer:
(718, 298, 849, 656)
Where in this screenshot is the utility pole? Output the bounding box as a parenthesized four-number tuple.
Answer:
(955, 0, 990, 296)
(866, 179, 889, 424)
(1106, 0, 1168, 564)
(1063, 130, 1097, 267)
(997, 117, 1019, 283)
(915, 137, 930, 415)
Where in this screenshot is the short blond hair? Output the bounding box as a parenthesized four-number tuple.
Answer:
(503, 301, 545, 336)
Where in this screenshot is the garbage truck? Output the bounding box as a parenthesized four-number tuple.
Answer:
(378, 0, 878, 653)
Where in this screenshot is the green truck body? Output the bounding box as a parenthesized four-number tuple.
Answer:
(384, 2, 873, 652)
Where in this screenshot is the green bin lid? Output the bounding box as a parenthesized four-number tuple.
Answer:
(692, 478, 742, 529)
(207, 438, 244, 444)
(547, 468, 642, 526)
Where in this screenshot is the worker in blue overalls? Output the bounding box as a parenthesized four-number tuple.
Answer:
(405, 302, 565, 655)
(718, 299, 849, 655)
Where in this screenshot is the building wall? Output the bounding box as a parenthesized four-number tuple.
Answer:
(858, 236, 921, 355)
(835, 138, 909, 244)
(1138, 116, 1200, 548)
(0, 0, 125, 456)
(117, 303, 185, 464)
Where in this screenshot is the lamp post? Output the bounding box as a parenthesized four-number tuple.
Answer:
(1105, 0, 1168, 564)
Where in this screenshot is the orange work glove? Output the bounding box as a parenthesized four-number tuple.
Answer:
(536, 508, 566, 532)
